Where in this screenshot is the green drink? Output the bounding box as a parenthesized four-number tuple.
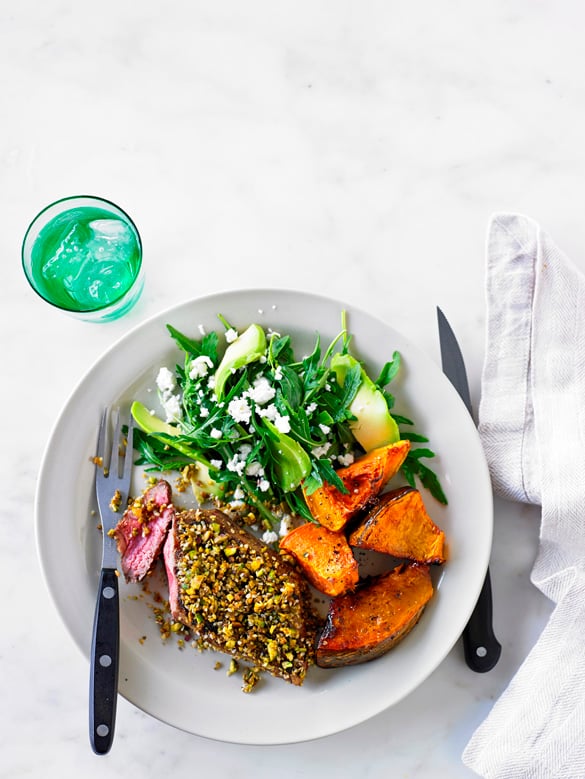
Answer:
(23, 196, 143, 322)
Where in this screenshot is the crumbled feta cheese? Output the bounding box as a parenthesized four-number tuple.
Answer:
(189, 355, 214, 379)
(312, 441, 332, 459)
(207, 375, 216, 390)
(156, 367, 176, 394)
(273, 413, 291, 434)
(273, 366, 283, 381)
(226, 454, 239, 471)
(245, 461, 264, 477)
(256, 402, 277, 420)
(262, 530, 278, 545)
(258, 308, 264, 315)
(210, 459, 223, 469)
(225, 328, 238, 343)
(210, 428, 222, 439)
(258, 478, 271, 492)
(337, 452, 355, 467)
(319, 423, 331, 435)
(199, 407, 210, 418)
(279, 515, 294, 537)
(227, 455, 246, 476)
(227, 396, 252, 424)
(233, 485, 245, 500)
(305, 402, 317, 415)
(255, 406, 290, 432)
(247, 376, 275, 405)
(161, 393, 182, 423)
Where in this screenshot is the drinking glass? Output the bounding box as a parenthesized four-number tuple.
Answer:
(22, 195, 144, 322)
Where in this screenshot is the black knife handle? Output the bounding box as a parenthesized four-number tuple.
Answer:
(89, 567, 120, 754)
(462, 568, 501, 672)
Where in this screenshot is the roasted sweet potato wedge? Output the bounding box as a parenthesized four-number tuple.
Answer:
(279, 523, 359, 597)
(349, 486, 446, 564)
(315, 563, 433, 667)
(302, 440, 410, 531)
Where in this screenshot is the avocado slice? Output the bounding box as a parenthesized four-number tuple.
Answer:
(131, 399, 178, 436)
(331, 353, 400, 451)
(214, 324, 266, 399)
(130, 400, 202, 460)
(263, 419, 311, 493)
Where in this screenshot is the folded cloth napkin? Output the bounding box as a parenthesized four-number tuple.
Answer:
(462, 213, 585, 778)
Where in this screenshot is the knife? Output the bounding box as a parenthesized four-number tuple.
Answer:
(437, 307, 501, 673)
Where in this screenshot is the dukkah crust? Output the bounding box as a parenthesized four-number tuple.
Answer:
(165, 508, 322, 685)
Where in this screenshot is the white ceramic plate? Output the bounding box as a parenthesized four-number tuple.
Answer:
(36, 289, 492, 745)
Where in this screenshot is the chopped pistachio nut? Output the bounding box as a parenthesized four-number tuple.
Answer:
(109, 489, 122, 512)
(242, 667, 261, 693)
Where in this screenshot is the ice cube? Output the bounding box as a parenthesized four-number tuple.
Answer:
(41, 222, 91, 281)
(82, 219, 134, 267)
(88, 219, 134, 245)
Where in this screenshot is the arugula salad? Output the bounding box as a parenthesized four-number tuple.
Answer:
(131, 313, 446, 530)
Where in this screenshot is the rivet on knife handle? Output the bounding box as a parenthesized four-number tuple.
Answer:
(436, 307, 501, 672)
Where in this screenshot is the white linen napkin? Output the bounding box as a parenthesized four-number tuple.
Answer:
(462, 213, 585, 778)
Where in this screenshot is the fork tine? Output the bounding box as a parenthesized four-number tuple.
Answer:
(123, 416, 134, 480)
(96, 408, 108, 461)
(95, 408, 133, 483)
(110, 408, 122, 478)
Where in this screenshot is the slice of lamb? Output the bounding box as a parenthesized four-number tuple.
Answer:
(113, 479, 174, 582)
(162, 517, 180, 619)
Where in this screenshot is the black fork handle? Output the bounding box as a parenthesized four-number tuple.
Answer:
(89, 567, 120, 754)
(462, 568, 501, 672)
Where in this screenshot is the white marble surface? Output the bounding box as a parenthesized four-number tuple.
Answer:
(3, 1, 583, 776)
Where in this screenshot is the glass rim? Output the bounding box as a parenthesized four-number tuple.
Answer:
(22, 194, 143, 315)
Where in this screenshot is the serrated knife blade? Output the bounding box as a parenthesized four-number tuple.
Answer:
(437, 307, 501, 673)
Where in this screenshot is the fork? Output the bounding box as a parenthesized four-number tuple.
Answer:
(89, 408, 134, 755)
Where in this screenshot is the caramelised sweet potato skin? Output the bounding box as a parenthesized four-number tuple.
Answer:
(315, 563, 433, 668)
(279, 523, 359, 597)
(303, 440, 411, 531)
(349, 486, 446, 564)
